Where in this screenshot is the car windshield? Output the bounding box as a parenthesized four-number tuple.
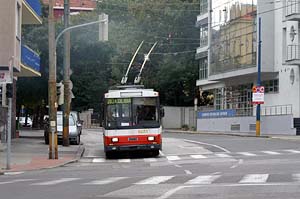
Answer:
(57, 114, 75, 126)
(106, 97, 159, 129)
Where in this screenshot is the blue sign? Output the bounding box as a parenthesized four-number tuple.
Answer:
(21, 45, 40, 72)
(25, 0, 42, 16)
(198, 109, 236, 119)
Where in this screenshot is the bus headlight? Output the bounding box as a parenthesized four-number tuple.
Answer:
(111, 138, 119, 143)
(148, 136, 155, 141)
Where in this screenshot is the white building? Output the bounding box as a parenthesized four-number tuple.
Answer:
(196, 0, 300, 135)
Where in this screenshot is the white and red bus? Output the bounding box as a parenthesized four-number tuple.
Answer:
(103, 85, 163, 158)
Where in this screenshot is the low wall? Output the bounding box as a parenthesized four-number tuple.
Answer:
(197, 115, 296, 135)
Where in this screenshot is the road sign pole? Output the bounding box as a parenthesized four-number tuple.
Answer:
(256, 17, 262, 137)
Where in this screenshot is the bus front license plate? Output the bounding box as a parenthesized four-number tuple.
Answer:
(128, 137, 137, 141)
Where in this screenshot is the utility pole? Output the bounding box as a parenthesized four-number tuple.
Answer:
(256, 17, 262, 137)
(6, 57, 14, 170)
(63, 0, 70, 146)
(48, 0, 58, 159)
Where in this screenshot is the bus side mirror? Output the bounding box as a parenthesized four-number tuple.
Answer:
(160, 107, 165, 118)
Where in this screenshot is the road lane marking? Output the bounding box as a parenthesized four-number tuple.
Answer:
(92, 158, 106, 163)
(144, 158, 157, 162)
(215, 153, 232, 158)
(262, 151, 281, 155)
(185, 175, 220, 184)
(118, 159, 131, 163)
(166, 156, 180, 161)
(185, 170, 192, 175)
(155, 186, 187, 199)
(135, 176, 174, 185)
(3, 172, 25, 175)
(83, 177, 127, 185)
(238, 152, 257, 156)
(31, 178, 80, 185)
(0, 179, 35, 185)
(183, 139, 231, 153)
(190, 154, 207, 159)
(285, 149, 300, 154)
(159, 150, 165, 156)
(230, 159, 243, 169)
(239, 174, 269, 183)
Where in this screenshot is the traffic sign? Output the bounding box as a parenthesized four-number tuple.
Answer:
(0, 70, 12, 84)
(252, 86, 265, 104)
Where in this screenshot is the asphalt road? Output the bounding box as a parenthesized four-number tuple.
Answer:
(1, 129, 300, 199)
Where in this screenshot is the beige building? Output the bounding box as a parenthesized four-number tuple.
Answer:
(0, 0, 42, 138)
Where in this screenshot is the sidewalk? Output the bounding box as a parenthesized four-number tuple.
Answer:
(164, 129, 300, 141)
(0, 129, 84, 175)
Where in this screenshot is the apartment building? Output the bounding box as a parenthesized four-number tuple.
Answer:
(0, 0, 42, 138)
(196, 0, 300, 135)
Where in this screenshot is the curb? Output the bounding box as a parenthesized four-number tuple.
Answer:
(1, 145, 85, 174)
(164, 130, 270, 138)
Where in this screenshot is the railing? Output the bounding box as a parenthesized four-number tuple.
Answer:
(260, 104, 293, 116)
(287, 44, 300, 61)
(25, 0, 42, 16)
(21, 45, 40, 72)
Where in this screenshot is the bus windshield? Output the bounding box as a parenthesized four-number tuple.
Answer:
(105, 97, 159, 129)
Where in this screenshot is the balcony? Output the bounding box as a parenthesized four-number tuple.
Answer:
(19, 45, 41, 77)
(22, 0, 42, 24)
(285, 0, 300, 21)
(286, 44, 300, 65)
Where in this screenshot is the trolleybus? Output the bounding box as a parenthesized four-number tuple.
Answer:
(103, 85, 163, 158)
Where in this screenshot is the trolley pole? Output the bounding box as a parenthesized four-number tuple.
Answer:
(48, 0, 58, 159)
(63, 0, 70, 146)
(256, 17, 262, 137)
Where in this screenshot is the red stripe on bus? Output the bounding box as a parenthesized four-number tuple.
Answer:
(104, 134, 161, 146)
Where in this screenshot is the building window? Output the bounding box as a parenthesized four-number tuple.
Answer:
(262, 79, 279, 93)
(16, 3, 21, 39)
(199, 58, 208, 80)
(200, 25, 208, 47)
(200, 0, 208, 15)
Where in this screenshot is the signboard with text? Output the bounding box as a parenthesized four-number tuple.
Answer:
(252, 86, 265, 104)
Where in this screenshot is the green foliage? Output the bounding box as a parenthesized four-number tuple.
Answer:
(19, 0, 200, 114)
(97, 0, 200, 106)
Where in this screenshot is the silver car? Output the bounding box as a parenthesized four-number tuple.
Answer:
(56, 112, 80, 145)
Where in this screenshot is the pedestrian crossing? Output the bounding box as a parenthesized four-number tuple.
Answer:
(82, 149, 300, 164)
(1, 173, 300, 187)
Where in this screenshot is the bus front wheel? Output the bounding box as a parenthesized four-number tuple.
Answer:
(105, 151, 114, 159)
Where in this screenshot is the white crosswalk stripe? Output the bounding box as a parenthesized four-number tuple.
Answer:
(190, 154, 207, 159)
(31, 178, 80, 185)
(135, 176, 174, 185)
(238, 152, 257, 156)
(239, 174, 269, 183)
(262, 151, 281, 155)
(166, 156, 181, 161)
(83, 177, 127, 185)
(144, 158, 157, 162)
(185, 175, 221, 185)
(92, 158, 106, 163)
(285, 149, 300, 154)
(118, 159, 131, 163)
(0, 179, 35, 185)
(215, 153, 232, 158)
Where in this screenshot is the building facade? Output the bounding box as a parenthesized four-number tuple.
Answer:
(0, 0, 42, 138)
(196, 0, 300, 135)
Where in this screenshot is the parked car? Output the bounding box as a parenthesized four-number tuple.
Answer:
(44, 112, 80, 145)
(70, 111, 83, 135)
(18, 117, 33, 128)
